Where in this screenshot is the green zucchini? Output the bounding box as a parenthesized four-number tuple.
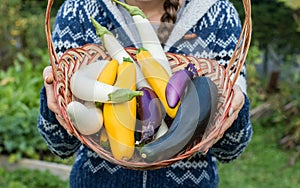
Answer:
(140, 76, 218, 162)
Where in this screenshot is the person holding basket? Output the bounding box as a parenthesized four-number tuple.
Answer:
(39, 0, 253, 187)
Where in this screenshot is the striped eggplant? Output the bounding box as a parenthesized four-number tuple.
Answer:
(135, 87, 164, 145)
(140, 76, 219, 162)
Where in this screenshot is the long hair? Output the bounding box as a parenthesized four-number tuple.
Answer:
(157, 0, 180, 44)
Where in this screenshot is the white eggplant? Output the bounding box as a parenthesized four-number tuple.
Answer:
(113, 0, 172, 76)
(70, 60, 142, 103)
(90, 17, 150, 89)
(66, 101, 103, 135)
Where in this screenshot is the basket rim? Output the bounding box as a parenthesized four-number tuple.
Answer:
(53, 44, 234, 170)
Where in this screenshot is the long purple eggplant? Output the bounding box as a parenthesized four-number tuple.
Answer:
(136, 87, 165, 144)
(165, 63, 198, 108)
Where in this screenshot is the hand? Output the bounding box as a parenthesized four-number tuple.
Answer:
(43, 66, 68, 128)
(201, 85, 245, 153)
(218, 85, 245, 138)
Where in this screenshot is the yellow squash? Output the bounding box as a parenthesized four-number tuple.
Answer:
(136, 48, 179, 118)
(97, 59, 119, 85)
(103, 59, 137, 160)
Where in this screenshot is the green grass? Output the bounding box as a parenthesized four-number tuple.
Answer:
(218, 122, 300, 188)
(0, 168, 69, 188)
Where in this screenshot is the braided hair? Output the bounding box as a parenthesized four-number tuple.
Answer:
(157, 0, 180, 44)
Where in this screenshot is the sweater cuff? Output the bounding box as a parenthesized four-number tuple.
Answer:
(209, 93, 253, 162)
(39, 86, 60, 125)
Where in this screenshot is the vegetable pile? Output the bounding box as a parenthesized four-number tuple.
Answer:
(66, 0, 219, 162)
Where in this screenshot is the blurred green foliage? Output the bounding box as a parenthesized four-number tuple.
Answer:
(232, 0, 300, 54)
(0, 0, 64, 69)
(0, 167, 69, 188)
(0, 49, 75, 164)
(246, 40, 300, 150)
(0, 51, 49, 161)
(279, 0, 300, 10)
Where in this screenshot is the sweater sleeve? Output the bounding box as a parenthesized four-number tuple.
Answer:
(38, 86, 81, 159)
(37, 0, 104, 158)
(210, 93, 252, 163)
(208, 1, 253, 162)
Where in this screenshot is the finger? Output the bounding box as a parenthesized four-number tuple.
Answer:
(44, 80, 61, 115)
(228, 86, 244, 116)
(46, 88, 61, 115)
(201, 140, 214, 154)
(42, 66, 61, 115)
(233, 85, 244, 108)
(43, 66, 54, 84)
(217, 113, 236, 140)
(55, 114, 68, 128)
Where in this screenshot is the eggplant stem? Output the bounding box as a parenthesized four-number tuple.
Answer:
(113, 0, 146, 18)
(108, 89, 143, 103)
(90, 17, 112, 43)
(136, 47, 148, 54)
(186, 63, 198, 77)
(141, 153, 147, 159)
(123, 57, 133, 63)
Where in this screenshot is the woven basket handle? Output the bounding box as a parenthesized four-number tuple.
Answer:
(45, 0, 59, 81)
(45, 0, 252, 84)
(226, 0, 252, 85)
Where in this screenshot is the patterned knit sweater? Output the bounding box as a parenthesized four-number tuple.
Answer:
(38, 0, 253, 187)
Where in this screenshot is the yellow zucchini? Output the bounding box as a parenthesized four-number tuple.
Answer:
(103, 59, 137, 160)
(97, 59, 119, 85)
(136, 48, 179, 118)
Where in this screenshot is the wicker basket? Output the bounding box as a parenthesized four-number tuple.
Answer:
(45, 0, 252, 170)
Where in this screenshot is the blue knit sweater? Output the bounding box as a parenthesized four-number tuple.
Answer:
(38, 0, 253, 187)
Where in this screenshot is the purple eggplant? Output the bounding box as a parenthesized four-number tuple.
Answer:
(165, 63, 198, 108)
(136, 87, 165, 144)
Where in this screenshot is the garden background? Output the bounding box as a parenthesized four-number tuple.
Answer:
(0, 0, 300, 187)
